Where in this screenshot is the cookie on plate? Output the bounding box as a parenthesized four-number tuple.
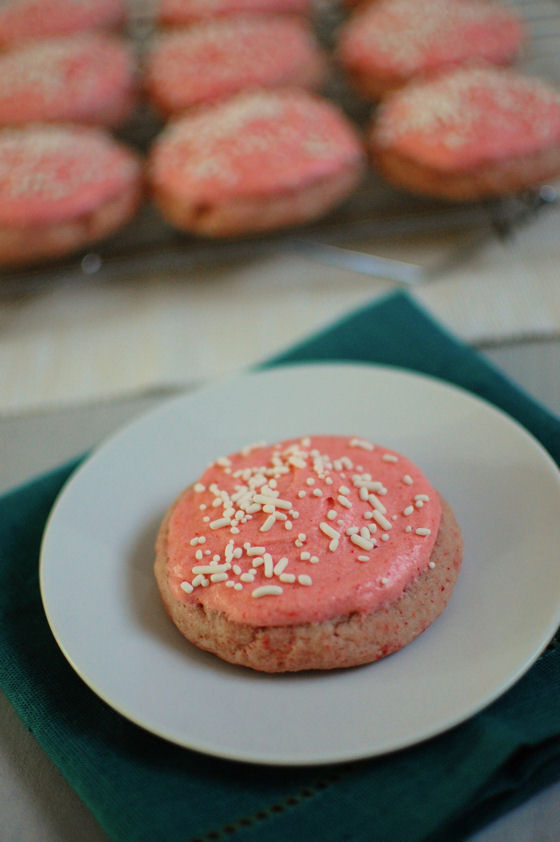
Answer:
(0, 0, 127, 48)
(147, 87, 365, 236)
(144, 14, 327, 116)
(154, 435, 463, 672)
(0, 33, 137, 128)
(369, 64, 560, 201)
(0, 124, 142, 266)
(337, 0, 525, 100)
(157, 0, 313, 27)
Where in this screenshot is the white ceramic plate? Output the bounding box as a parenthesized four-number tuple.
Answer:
(40, 363, 560, 766)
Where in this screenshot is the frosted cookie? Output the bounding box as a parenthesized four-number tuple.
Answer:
(144, 14, 327, 116)
(157, 0, 313, 27)
(0, 0, 127, 48)
(337, 0, 525, 100)
(369, 65, 560, 201)
(0, 124, 142, 266)
(147, 88, 365, 236)
(0, 33, 137, 128)
(154, 435, 463, 672)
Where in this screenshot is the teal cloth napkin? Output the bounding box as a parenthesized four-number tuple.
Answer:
(1, 292, 559, 842)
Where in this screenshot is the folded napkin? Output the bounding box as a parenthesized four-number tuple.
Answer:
(1, 292, 559, 842)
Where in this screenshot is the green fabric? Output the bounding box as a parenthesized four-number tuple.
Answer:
(1, 291, 559, 842)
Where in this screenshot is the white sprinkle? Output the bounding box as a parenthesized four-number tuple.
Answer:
(381, 534, 390, 541)
(339, 485, 350, 495)
(195, 549, 203, 561)
(298, 533, 306, 541)
(327, 509, 337, 520)
(382, 454, 398, 463)
(192, 574, 209, 588)
(198, 536, 206, 544)
(192, 563, 229, 574)
(351, 533, 374, 551)
(226, 580, 235, 588)
(350, 438, 374, 450)
(402, 475, 413, 485)
(306, 477, 315, 486)
(429, 561, 436, 569)
(300, 551, 311, 560)
(359, 486, 369, 501)
(312, 488, 323, 497)
(346, 526, 359, 535)
(189, 537, 200, 546)
(274, 557, 289, 575)
(263, 553, 274, 577)
(310, 555, 319, 564)
(297, 490, 306, 498)
(284, 521, 293, 530)
(329, 539, 339, 552)
(210, 572, 228, 583)
(372, 510, 393, 530)
(252, 585, 283, 598)
(415, 494, 430, 502)
(415, 500, 424, 508)
(337, 494, 352, 508)
(405, 525, 413, 533)
(403, 505, 414, 516)
(279, 572, 296, 583)
(298, 574, 312, 586)
(194, 483, 205, 492)
(180, 581, 193, 593)
(416, 528, 432, 536)
(246, 546, 266, 556)
(260, 514, 276, 532)
(234, 583, 243, 591)
(233, 547, 243, 558)
(380, 577, 389, 585)
(240, 572, 255, 582)
(320, 522, 340, 540)
(357, 555, 370, 562)
(210, 517, 231, 530)
(368, 493, 387, 514)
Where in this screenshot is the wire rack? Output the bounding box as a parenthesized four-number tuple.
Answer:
(1, 0, 560, 291)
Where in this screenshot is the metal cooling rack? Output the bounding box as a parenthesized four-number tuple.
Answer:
(1, 0, 560, 292)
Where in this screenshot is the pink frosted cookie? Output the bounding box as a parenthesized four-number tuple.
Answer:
(0, 124, 142, 266)
(144, 14, 327, 116)
(0, 0, 127, 48)
(155, 435, 463, 672)
(147, 88, 365, 236)
(0, 33, 137, 128)
(369, 65, 560, 201)
(337, 0, 525, 100)
(157, 0, 313, 27)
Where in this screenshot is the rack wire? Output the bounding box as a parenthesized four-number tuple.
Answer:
(1, 0, 559, 292)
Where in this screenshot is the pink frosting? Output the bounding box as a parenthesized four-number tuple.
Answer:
(338, 0, 524, 79)
(148, 89, 363, 202)
(166, 435, 442, 626)
(145, 15, 324, 112)
(159, 0, 312, 26)
(0, 0, 126, 46)
(0, 125, 140, 227)
(374, 65, 560, 171)
(0, 33, 136, 126)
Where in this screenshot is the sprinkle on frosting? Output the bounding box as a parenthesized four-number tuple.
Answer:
(166, 435, 441, 626)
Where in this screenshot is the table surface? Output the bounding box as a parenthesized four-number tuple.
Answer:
(1, 339, 560, 842)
